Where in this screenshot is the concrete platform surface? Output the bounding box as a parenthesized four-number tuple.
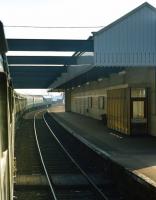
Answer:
(48, 105, 156, 188)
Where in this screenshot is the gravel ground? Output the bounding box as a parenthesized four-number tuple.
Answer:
(14, 188, 51, 200)
(14, 110, 50, 199)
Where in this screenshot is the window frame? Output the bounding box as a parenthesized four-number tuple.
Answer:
(88, 97, 92, 108)
(98, 96, 105, 109)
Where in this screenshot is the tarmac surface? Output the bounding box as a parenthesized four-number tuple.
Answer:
(48, 105, 156, 188)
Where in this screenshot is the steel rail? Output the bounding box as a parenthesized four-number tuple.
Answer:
(43, 113, 109, 200)
(34, 111, 58, 200)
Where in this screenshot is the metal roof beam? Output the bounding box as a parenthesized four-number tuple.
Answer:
(10, 73, 62, 77)
(12, 81, 51, 89)
(12, 77, 57, 88)
(7, 39, 94, 52)
(9, 65, 66, 89)
(9, 66, 67, 73)
(7, 56, 76, 65)
(13, 77, 57, 81)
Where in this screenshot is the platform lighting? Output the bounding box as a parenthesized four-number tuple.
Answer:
(86, 82, 90, 85)
(72, 87, 74, 90)
(78, 85, 81, 88)
(48, 88, 53, 92)
(118, 70, 126, 75)
(98, 78, 103, 82)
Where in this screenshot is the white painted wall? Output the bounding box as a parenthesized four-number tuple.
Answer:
(69, 67, 156, 136)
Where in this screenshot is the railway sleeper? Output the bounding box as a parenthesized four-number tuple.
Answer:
(15, 173, 111, 187)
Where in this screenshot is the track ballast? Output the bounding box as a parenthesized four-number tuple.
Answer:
(34, 111, 125, 200)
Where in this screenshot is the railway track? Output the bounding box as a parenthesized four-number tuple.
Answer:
(34, 110, 125, 200)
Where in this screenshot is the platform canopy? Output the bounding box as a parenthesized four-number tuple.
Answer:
(50, 66, 124, 90)
(9, 66, 67, 89)
(6, 39, 94, 89)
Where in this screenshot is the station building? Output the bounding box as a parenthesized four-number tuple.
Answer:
(50, 2, 156, 136)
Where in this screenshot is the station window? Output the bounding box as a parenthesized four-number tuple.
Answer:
(131, 88, 146, 98)
(98, 96, 105, 109)
(133, 101, 145, 119)
(88, 97, 92, 108)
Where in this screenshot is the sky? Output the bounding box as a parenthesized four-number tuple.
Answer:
(1, 0, 156, 95)
(1, 0, 156, 40)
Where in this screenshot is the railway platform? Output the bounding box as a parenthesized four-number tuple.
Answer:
(48, 105, 156, 189)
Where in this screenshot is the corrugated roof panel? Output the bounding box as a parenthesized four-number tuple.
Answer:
(94, 4, 156, 66)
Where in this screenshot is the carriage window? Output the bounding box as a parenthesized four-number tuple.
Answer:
(98, 96, 105, 109)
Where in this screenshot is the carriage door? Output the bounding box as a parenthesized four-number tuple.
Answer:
(130, 88, 148, 135)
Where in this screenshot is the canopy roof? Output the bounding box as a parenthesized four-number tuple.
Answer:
(6, 38, 93, 88)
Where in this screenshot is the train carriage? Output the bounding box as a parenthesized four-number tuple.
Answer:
(0, 21, 28, 200)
